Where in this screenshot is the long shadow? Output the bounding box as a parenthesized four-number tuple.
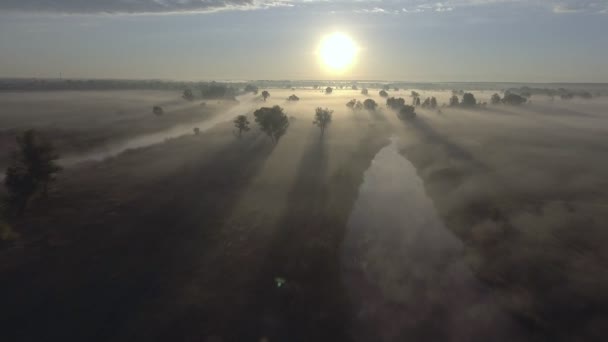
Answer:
(230, 128, 390, 341)
(406, 117, 489, 171)
(0, 131, 275, 342)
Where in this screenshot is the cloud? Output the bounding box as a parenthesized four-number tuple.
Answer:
(0, 0, 293, 14)
(0, 0, 605, 15)
(552, 0, 608, 14)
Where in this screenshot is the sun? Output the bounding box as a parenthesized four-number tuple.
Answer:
(318, 33, 358, 72)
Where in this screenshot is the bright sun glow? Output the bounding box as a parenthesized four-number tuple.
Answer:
(319, 33, 358, 72)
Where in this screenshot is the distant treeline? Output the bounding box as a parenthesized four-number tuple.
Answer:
(1, 78, 606, 97)
(504, 86, 599, 99)
(0, 79, 247, 92)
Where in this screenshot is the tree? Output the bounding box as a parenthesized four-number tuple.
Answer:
(152, 106, 164, 116)
(491, 93, 502, 105)
(430, 97, 438, 109)
(421, 97, 431, 108)
(379, 90, 389, 98)
(449, 95, 460, 107)
(313, 107, 333, 136)
(363, 99, 378, 111)
(254, 106, 289, 143)
(233, 115, 250, 138)
(325, 87, 333, 94)
(261, 90, 270, 102)
(361, 88, 369, 95)
(4, 130, 61, 216)
(183, 89, 194, 101)
(461, 93, 477, 107)
(352, 85, 358, 90)
(346, 99, 356, 109)
(288, 94, 300, 102)
(415, 97, 421, 106)
(244, 84, 259, 95)
(503, 93, 527, 105)
(386, 97, 406, 110)
(193, 127, 200, 135)
(399, 105, 416, 120)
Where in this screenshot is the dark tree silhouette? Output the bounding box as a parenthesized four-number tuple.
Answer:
(254, 106, 289, 143)
(503, 93, 527, 105)
(363, 99, 378, 111)
(288, 94, 300, 102)
(261, 90, 270, 102)
(379, 90, 389, 98)
(461, 93, 477, 107)
(183, 89, 194, 101)
(449, 95, 460, 107)
(325, 87, 333, 94)
(399, 105, 417, 119)
(233, 115, 250, 138)
(244, 84, 259, 95)
(313, 107, 333, 137)
(152, 106, 164, 115)
(421, 97, 431, 108)
(361, 88, 369, 95)
(193, 127, 200, 135)
(415, 97, 421, 106)
(386, 97, 406, 110)
(4, 130, 61, 216)
(346, 99, 356, 109)
(491, 93, 502, 105)
(430, 97, 438, 108)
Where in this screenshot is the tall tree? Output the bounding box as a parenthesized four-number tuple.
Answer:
(233, 115, 251, 138)
(4, 130, 61, 216)
(325, 87, 333, 94)
(313, 107, 333, 137)
(254, 106, 289, 144)
(261, 90, 270, 102)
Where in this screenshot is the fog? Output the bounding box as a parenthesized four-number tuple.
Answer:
(2, 84, 608, 341)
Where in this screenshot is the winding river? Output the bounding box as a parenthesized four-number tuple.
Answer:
(341, 137, 524, 341)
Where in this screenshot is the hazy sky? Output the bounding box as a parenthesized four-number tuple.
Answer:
(1, 0, 607, 82)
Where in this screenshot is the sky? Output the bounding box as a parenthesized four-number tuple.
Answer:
(0, 0, 607, 82)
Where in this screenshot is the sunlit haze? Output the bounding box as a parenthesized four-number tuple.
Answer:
(1, 0, 608, 81)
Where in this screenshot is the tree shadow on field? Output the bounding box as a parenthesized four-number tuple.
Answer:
(234, 134, 344, 341)
(368, 109, 387, 121)
(405, 117, 489, 172)
(0, 130, 276, 342)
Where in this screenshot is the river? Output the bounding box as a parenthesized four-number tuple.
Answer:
(341, 137, 524, 341)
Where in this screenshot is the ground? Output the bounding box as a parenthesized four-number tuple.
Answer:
(1, 88, 608, 341)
